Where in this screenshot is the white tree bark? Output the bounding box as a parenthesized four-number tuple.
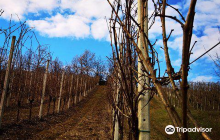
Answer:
(138, 0, 150, 139)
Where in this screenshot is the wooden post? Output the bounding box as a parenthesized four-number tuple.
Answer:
(84, 82, 87, 96)
(0, 36, 16, 129)
(213, 101, 215, 110)
(74, 76, 79, 104)
(57, 71, 65, 113)
(67, 75, 74, 109)
(79, 77, 83, 101)
(74, 94, 77, 105)
(6, 72, 15, 107)
(138, 0, 150, 139)
(114, 45, 123, 140)
(39, 60, 50, 119)
(114, 82, 120, 140)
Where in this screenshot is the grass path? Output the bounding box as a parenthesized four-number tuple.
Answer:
(35, 85, 112, 140)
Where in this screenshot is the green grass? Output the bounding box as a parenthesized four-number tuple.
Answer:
(150, 97, 220, 140)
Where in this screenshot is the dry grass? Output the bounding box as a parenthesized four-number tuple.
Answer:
(0, 86, 112, 140)
(150, 96, 220, 140)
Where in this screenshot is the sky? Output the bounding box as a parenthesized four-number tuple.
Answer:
(0, 0, 220, 82)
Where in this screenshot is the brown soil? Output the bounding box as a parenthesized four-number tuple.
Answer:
(0, 86, 112, 140)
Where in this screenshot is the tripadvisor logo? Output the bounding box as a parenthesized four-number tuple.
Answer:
(165, 125, 212, 135)
(165, 125, 175, 135)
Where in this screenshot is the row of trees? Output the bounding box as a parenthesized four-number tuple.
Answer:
(106, 0, 219, 140)
(0, 13, 106, 129)
(166, 82, 220, 111)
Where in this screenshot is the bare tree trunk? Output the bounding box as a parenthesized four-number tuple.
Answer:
(0, 36, 16, 129)
(57, 71, 65, 113)
(39, 60, 50, 119)
(181, 1, 197, 139)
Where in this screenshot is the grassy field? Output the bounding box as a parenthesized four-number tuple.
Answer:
(150, 96, 220, 140)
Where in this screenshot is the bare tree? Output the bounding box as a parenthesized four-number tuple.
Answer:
(211, 54, 220, 79)
(0, 13, 100, 129)
(79, 50, 95, 75)
(107, 0, 220, 139)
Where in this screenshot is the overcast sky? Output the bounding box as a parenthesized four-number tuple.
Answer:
(0, 0, 220, 82)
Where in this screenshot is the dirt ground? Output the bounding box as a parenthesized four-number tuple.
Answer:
(1, 86, 219, 140)
(0, 86, 112, 140)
